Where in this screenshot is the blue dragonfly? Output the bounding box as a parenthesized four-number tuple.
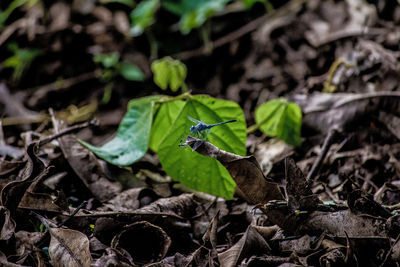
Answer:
(180, 116, 236, 150)
(188, 116, 236, 139)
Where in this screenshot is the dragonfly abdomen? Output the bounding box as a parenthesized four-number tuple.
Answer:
(207, 119, 237, 128)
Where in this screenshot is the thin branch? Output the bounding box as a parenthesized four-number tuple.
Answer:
(174, 0, 307, 60)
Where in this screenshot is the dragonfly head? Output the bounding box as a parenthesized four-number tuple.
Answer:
(190, 125, 195, 132)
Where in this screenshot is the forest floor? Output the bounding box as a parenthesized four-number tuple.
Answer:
(1, 0, 400, 266)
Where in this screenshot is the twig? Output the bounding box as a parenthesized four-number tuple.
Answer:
(174, 0, 307, 60)
(57, 201, 88, 227)
(307, 128, 339, 182)
(38, 118, 99, 147)
(27, 71, 100, 107)
(379, 233, 400, 267)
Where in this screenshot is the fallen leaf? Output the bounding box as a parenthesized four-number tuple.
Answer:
(218, 225, 271, 267)
(48, 227, 92, 267)
(0, 206, 16, 240)
(183, 136, 284, 204)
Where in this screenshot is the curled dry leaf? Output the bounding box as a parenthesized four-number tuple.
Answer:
(183, 136, 284, 204)
(0, 206, 16, 240)
(284, 158, 322, 211)
(48, 226, 92, 267)
(111, 221, 171, 265)
(181, 211, 220, 266)
(218, 225, 272, 267)
(1, 142, 49, 216)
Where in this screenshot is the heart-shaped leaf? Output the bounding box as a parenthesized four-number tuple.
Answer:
(157, 95, 246, 199)
(255, 98, 302, 146)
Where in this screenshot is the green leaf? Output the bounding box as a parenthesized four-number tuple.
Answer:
(93, 52, 120, 69)
(162, 0, 229, 34)
(80, 96, 159, 166)
(180, 0, 229, 34)
(255, 98, 302, 146)
(0, 0, 30, 26)
(157, 95, 246, 199)
(149, 100, 186, 152)
(130, 0, 160, 36)
(151, 57, 187, 91)
(119, 62, 145, 81)
(3, 43, 42, 82)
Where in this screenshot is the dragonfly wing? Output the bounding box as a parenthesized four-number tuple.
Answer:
(188, 116, 203, 124)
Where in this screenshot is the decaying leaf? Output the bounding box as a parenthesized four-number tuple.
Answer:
(284, 157, 321, 211)
(19, 191, 68, 213)
(1, 143, 49, 216)
(218, 225, 272, 267)
(48, 226, 92, 267)
(0, 206, 16, 240)
(183, 136, 284, 204)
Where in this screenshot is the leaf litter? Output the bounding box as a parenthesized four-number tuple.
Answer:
(1, 0, 400, 266)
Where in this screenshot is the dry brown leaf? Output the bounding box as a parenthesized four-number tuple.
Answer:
(0, 206, 16, 240)
(1, 143, 49, 216)
(19, 192, 68, 213)
(285, 158, 321, 211)
(183, 136, 284, 204)
(48, 227, 92, 267)
(218, 225, 271, 267)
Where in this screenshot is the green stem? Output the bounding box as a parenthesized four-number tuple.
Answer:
(200, 21, 213, 55)
(246, 124, 259, 134)
(145, 30, 158, 60)
(265, 0, 274, 12)
(156, 91, 193, 104)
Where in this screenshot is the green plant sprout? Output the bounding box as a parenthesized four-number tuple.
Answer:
(2, 42, 42, 83)
(253, 98, 302, 146)
(93, 52, 145, 103)
(151, 57, 188, 92)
